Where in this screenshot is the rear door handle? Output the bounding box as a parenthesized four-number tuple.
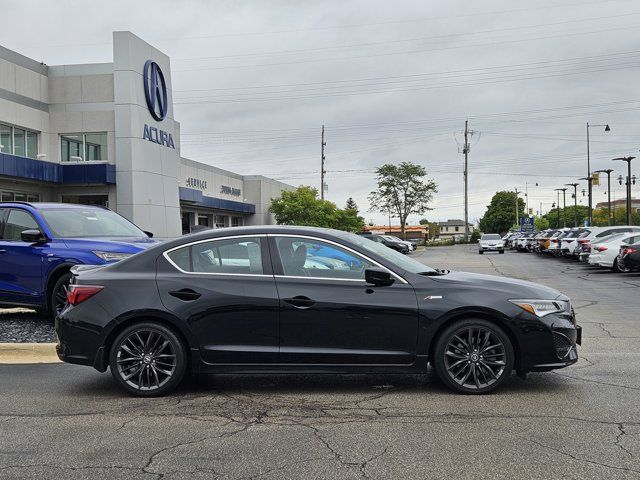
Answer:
(283, 296, 316, 308)
(169, 289, 202, 301)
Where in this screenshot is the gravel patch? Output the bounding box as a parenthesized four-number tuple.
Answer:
(0, 309, 56, 343)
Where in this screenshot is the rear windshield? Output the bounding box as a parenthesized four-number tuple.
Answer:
(482, 234, 502, 240)
(577, 230, 591, 239)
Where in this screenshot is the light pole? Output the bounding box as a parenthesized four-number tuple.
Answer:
(579, 176, 594, 226)
(613, 157, 636, 225)
(593, 169, 614, 225)
(555, 188, 567, 227)
(565, 183, 579, 227)
(586, 122, 611, 225)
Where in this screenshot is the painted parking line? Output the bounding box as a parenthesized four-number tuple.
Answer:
(0, 343, 60, 364)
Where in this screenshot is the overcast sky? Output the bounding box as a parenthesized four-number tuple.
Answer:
(2, 0, 640, 225)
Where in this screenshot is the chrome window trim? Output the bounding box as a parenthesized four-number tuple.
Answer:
(270, 233, 408, 284)
(162, 234, 270, 277)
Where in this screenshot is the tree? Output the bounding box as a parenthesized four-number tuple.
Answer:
(269, 186, 365, 232)
(419, 218, 440, 239)
(542, 205, 588, 229)
(368, 162, 438, 239)
(478, 191, 525, 235)
(534, 216, 549, 230)
(345, 197, 358, 213)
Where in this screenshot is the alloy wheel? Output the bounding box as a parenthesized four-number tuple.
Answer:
(54, 284, 68, 315)
(443, 326, 507, 390)
(116, 329, 177, 391)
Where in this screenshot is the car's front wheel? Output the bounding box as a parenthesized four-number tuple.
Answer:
(109, 322, 187, 397)
(433, 319, 514, 394)
(50, 272, 72, 319)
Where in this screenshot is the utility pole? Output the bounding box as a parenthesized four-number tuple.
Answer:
(320, 125, 326, 200)
(514, 188, 520, 228)
(613, 156, 636, 225)
(593, 170, 614, 225)
(463, 120, 469, 242)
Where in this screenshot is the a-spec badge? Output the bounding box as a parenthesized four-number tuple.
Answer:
(424, 296, 443, 300)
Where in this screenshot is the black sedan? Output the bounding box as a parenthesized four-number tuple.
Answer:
(56, 226, 581, 396)
(618, 242, 640, 271)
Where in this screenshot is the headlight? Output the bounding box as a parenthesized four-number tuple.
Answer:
(509, 299, 567, 317)
(93, 251, 133, 262)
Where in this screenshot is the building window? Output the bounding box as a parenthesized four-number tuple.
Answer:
(455, 226, 459, 232)
(214, 215, 227, 228)
(0, 123, 38, 159)
(231, 217, 242, 227)
(0, 124, 12, 154)
(61, 133, 107, 162)
(0, 190, 39, 202)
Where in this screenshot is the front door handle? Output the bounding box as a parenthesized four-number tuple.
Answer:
(0, 249, 6, 255)
(283, 296, 316, 308)
(169, 289, 202, 301)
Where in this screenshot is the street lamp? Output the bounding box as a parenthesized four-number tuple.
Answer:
(613, 157, 636, 225)
(593, 169, 614, 225)
(555, 188, 567, 227)
(565, 183, 579, 227)
(586, 122, 611, 225)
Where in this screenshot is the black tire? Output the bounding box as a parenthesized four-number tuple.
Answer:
(478, 251, 483, 255)
(433, 318, 514, 394)
(50, 272, 72, 320)
(614, 256, 631, 273)
(109, 322, 187, 397)
(499, 250, 505, 254)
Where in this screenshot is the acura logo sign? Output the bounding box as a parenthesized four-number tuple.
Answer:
(143, 60, 168, 121)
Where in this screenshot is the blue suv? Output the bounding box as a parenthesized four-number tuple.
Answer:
(0, 202, 159, 318)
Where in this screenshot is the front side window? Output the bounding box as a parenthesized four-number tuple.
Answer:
(166, 237, 264, 275)
(275, 237, 373, 280)
(4, 209, 40, 241)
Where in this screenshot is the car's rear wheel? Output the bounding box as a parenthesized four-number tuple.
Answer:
(50, 272, 72, 320)
(615, 256, 631, 273)
(109, 322, 187, 397)
(433, 319, 514, 394)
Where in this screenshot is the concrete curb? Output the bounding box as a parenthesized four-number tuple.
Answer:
(0, 343, 61, 364)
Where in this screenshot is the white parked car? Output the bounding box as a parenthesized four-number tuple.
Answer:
(478, 234, 504, 254)
(577, 226, 640, 262)
(587, 232, 640, 271)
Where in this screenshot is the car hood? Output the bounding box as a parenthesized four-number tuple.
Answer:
(428, 270, 564, 300)
(62, 237, 159, 252)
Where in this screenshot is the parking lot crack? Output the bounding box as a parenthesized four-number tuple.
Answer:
(527, 439, 640, 474)
(615, 423, 634, 457)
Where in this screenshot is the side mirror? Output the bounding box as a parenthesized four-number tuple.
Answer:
(365, 267, 394, 287)
(21, 229, 49, 243)
(144, 231, 154, 238)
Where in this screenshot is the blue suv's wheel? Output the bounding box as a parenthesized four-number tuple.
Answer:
(51, 272, 72, 319)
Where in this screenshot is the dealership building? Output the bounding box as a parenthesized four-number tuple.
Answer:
(0, 31, 292, 238)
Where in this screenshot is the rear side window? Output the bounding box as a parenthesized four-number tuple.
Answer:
(4, 209, 39, 241)
(166, 237, 264, 275)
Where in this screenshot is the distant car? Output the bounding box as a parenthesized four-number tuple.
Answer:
(577, 226, 640, 262)
(478, 234, 504, 254)
(618, 241, 640, 272)
(587, 232, 640, 271)
(383, 235, 416, 252)
(0, 202, 158, 317)
(367, 234, 410, 254)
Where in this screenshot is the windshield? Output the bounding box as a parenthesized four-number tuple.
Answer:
(40, 208, 147, 238)
(341, 232, 436, 274)
(482, 234, 502, 240)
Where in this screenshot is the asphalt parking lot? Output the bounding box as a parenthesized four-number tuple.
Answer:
(1, 245, 639, 479)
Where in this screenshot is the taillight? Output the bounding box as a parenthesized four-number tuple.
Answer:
(578, 239, 589, 244)
(596, 246, 608, 252)
(622, 247, 637, 255)
(66, 285, 104, 306)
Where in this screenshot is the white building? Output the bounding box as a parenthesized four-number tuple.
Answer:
(0, 31, 293, 238)
(437, 219, 475, 241)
